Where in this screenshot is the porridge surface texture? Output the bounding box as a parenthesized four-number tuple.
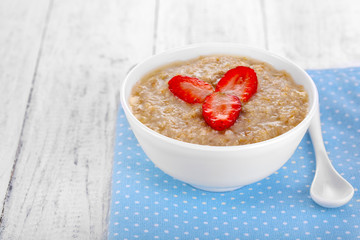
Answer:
(130, 55, 309, 146)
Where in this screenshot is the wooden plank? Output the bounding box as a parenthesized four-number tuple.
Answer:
(264, 0, 360, 69)
(155, 0, 266, 53)
(0, 0, 51, 211)
(0, 0, 155, 239)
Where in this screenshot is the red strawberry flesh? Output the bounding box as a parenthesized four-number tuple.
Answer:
(202, 92, 242, 131)
(168, 75, 214, 103)
(215, 66, 258, 102)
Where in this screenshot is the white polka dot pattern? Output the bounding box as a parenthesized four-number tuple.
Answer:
(109, 68, 360, 239)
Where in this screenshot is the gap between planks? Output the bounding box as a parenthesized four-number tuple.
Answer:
(0, 0, 54, 221)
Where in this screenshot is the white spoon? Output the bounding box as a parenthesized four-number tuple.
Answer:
(309, 107, 354, 208)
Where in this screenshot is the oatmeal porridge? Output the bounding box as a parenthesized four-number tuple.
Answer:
(129, 55, 309, 146)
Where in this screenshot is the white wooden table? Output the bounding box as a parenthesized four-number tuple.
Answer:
(1, 0, 359, 239)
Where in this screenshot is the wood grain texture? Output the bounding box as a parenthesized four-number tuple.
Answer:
(0, 0, 51, 210)
(1, 0, 360, 239)
(0, 0, 155, 239)
(155, 0, 266, 53)
(264, 0, 360, 69)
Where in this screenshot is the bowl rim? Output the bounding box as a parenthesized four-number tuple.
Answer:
(120, 43, 319, 152)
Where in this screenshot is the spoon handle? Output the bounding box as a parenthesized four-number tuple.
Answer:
(309, 106, 339, 174)
(308, 106, 327, 159)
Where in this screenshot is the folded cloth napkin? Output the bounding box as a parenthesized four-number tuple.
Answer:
(108, 67, 359, 239)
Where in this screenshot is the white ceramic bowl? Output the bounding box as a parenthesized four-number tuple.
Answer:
(120, 43, 319, 192)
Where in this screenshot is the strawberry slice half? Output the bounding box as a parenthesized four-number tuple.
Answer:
(215, 66, 258, 102)
(168, 75, 214, 103)
(202, 92, 242, 131)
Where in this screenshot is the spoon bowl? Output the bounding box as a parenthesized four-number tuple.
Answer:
(309, 106, 354, 208)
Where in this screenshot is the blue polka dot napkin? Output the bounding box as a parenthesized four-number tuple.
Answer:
(109, 67, 359, 240)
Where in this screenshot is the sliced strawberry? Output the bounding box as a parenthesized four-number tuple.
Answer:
(215, 66, 258, 102)
(168, 75, 214, 103)
(202, 92, 242, 131)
